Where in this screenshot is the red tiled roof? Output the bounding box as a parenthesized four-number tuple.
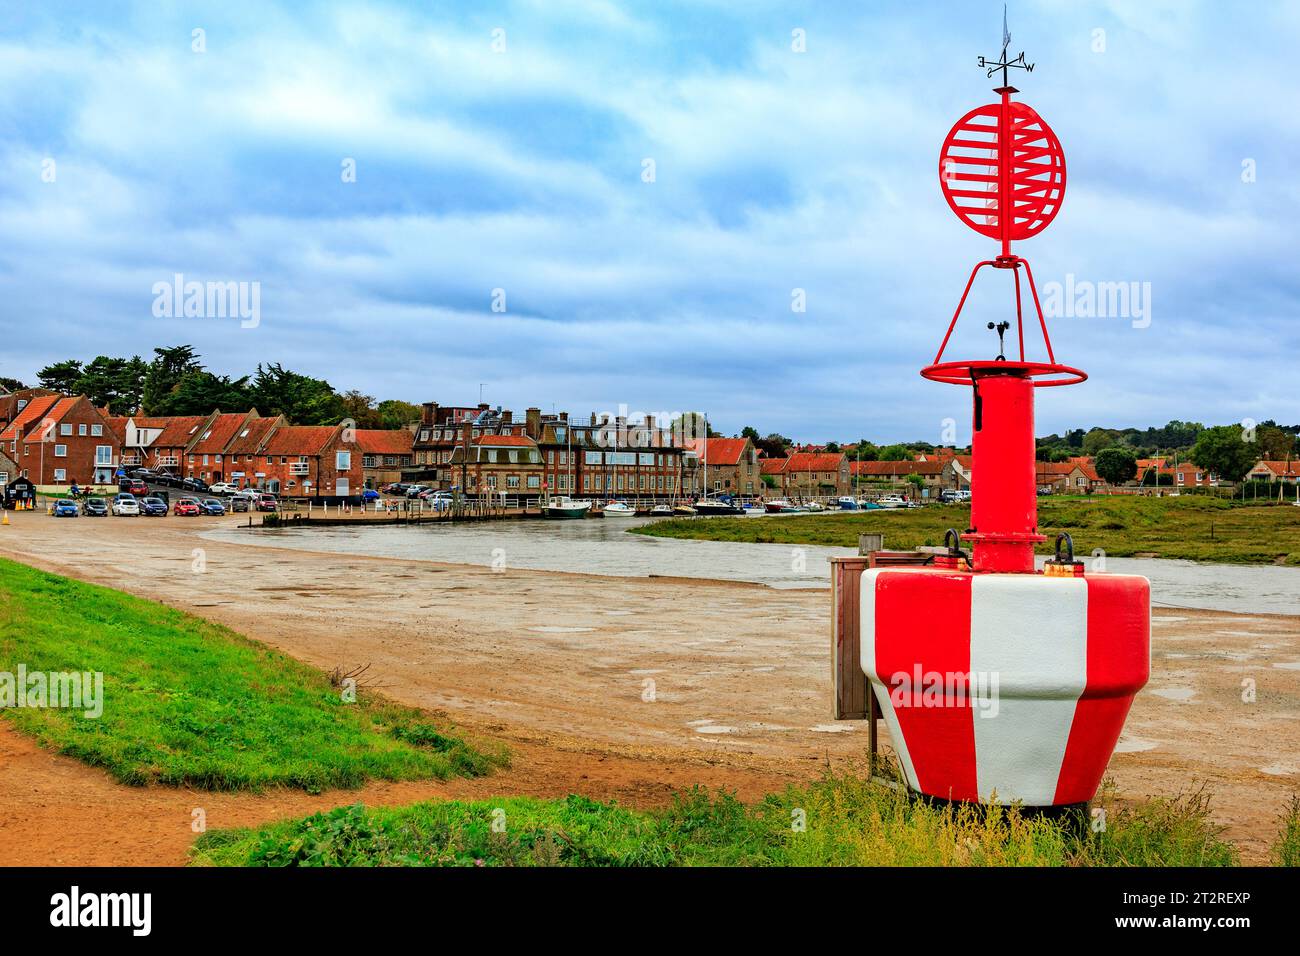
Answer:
(686, 437, 748, 466)
(855, 459, 941, 476)
(786, 451, 847, 473)
(760, 457, 789, 475)
(261, 425, 337, 457)
(1252, 460, 1300, 477)
(476, 434, 536, 448)
(190, 413, 251, 455)
(225, 416, 280, 455)
(356, 429, 414, 455)
(0, 394, 61, 442)
(153, 416, 210, 450)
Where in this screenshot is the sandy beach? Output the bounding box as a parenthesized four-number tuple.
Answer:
(1, 510, 1297, 864)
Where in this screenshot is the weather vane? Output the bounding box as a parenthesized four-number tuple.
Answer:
(977, 5, 1034, 88)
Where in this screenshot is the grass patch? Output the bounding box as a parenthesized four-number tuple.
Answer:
(634, 496, 1300, 565)
(0, 557, 504, 791)
(1274, 796, 1300, 867)
(191, 773, 1243, 867)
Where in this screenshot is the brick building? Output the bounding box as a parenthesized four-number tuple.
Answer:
(684, 437, 761, 497)
(784, 451, 851, 496)
(0, 394, 119, 486)
(358, 428, 415, 488)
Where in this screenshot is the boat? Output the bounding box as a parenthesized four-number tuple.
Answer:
(544, 496, 591, 519)
(672, 504, 697, 516)
(765, 499, 791, 513)
(650, 504, 674, 517)
(836, 496, 859, 510)
(603, 501, 637, 517)
(693, 496, 745, 517)
(743, 503, 768, 516)
(857, 498, 881, 510)
(805, 500, 826, 512)
(877, 494, 906, 509)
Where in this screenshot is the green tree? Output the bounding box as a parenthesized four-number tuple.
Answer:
(252, 363, 345, 425)
(142, 345, 202, 414)
(376, 399, 421, 429)
(1254, 422, 1298, 460)
(37, 359, 83, 393)
(0, 376, 25, 392)
(1093, 447, 1138, 486)
(879, 444, 911, 461)
(1081, 427, 1119, 457)
(153, 371, 254, 416)
(1190, 425, 1259, 483)
(75, 355, 148, 414)
(740, 425, 760, 442)
(339, 390, 382, 428)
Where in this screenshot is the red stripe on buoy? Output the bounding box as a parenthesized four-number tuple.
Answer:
(872, 570, 978, 802)
(1054, 576, 1151, 804)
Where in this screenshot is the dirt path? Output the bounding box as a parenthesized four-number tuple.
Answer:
(1, 512, 1297, 864)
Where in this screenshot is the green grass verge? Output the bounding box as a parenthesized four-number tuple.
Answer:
(191, 775, 1251, 867)
(0, 557, 504, 791)
(634, 496, 1300, 565)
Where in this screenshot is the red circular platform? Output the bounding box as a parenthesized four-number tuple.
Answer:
(920, 360, 1087, 388)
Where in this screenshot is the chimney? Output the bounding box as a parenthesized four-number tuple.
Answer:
(526, 407, 541, 439)
(560, 411, 568, 423)
(421, 402, 438, 426)
(502, 409, 513, 425)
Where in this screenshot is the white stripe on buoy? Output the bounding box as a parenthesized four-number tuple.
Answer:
(969, 575, 1088, 805)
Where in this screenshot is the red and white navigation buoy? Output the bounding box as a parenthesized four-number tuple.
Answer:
(859, 21, 1150, 808)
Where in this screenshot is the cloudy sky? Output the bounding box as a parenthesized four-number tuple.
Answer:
(0, 0, 1296, 443)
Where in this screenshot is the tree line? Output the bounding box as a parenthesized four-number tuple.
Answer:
(20, 345, 420, 429)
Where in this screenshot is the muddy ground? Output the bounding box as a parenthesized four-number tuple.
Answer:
(0, 511, 1297, 864)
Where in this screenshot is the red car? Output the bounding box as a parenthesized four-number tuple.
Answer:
(174, 497, 202, 516)
(119, 478, 148, 496)
(256, 494, 278, 512)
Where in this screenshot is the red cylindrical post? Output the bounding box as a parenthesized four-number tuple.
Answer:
(965, 370, 1043, 572)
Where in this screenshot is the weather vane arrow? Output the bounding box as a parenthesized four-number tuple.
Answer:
(977, 4, 1034, 88)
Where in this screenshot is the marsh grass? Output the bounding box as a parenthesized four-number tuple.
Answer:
(635, 496, 1300, 565)
(0, 557, 504, 791)
(190, 772, 1246, 867)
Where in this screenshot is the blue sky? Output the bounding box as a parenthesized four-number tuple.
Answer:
(0, 0, 1296, 443)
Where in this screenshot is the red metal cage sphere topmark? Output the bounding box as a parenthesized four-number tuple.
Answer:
(939, 100, 1066, 247)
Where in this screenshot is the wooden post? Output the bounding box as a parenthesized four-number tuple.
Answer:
(858, 532, 884, 555)
(830, 556, 872, 721)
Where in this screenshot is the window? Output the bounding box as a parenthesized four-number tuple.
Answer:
(95, 446, 112, 466)
(78, 424, 87, 436)
(54, 468, 66, 482)
(506, 475, 520, 489)
(91, 424, 102, 437)
(60, 424, 72, 436)
(527, 475, 540, 489)
(363, 455, 377, 468)
(203, 455, 209, 465)
(54, 444, 67, 457)
(336, 450, 351, 470)
(508, 450, 519, 463)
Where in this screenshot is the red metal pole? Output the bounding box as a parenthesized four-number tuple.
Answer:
(966, 371, 1043, 572)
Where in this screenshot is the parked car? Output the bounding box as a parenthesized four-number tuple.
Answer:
(111, 494, 140, 516)
(52, 499, 79, 517)
(174, 497, 202, 516)
(229, 495, 250, 513)
(255, 494, 278, 512)
(208, 482, 240, 495)
(200, 498, 226, 515)
(404, 485, 428, 498)
(181, 477, 210, 493)
(381, 483, 408, 495)
(140, 496, 170, 517)
(155, 473, 180, 488)
(84, 497, 109, 517)
(118, 478, 148, 496)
